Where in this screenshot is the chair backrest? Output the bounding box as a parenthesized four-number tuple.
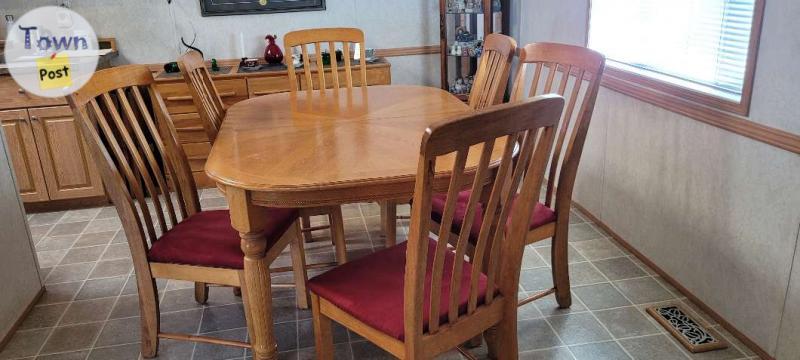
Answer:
(509, 42, 605, 213)
(284, 27, 367, 92)
(66, 65, 201, 270)
(178, 50, 226, 143)
(404, 95, 565, 343)
(468, 33, 517, 110)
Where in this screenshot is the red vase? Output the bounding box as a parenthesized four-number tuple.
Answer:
(264, 35, 284, 65)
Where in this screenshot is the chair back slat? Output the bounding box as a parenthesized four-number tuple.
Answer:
(313, 42, 326, 89)
(115, 88, 179, 230)
(404, 95, 564, 342)
(178, 51, 226, 143)
(510, 43, 606, 211)
(285, 28, 368, 91)
(342, 44, 354, 88)
(427, 149, 468, 334)
(130, 86, 185, 222)
(67, 65, 201, 262)
(101, 92, 168, 235)
(465, 134, 516, 313)
(448, 138, 493, 321)
(468, 34, 517, 110)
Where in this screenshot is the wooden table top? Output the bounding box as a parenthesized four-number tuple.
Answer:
(205, 85, 505, 206)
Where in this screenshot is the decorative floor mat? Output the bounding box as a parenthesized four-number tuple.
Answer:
(647, 304, 728, 353)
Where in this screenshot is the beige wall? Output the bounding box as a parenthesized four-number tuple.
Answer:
(0, 0, 442, 86)
(513, 0, 800, 357)
(0, 130, 43, 342)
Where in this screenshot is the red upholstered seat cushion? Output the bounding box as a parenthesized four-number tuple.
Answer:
(431, 190, 556, 241)
(148, 209, 298, 269)
(308, 239, 488, 341)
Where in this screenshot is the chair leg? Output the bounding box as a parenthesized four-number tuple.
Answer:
(493, 309, 520, 360)
(329, 206, 347, 264)
(301, 215, 313, 243)
(311, 293, 334, 360)
(467, 334, 483, 348)
(551, 224, 572, 308)
(380, 201, 397, 247)
(194, 282, 209, 304)
(139, 277, 160, 358)
(289, 221, 311, 309)
(484, 326, 498, 359)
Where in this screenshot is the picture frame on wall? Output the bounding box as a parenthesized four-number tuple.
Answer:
(200, 0, 326, 17)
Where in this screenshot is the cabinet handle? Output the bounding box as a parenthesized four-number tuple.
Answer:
(17, 89, 26, 94)
(218, 91, 236, 98)
(29, 116, 38, 121)
(165, 95, 192, 101)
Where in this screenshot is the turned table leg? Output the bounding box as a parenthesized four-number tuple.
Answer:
(227, 188, 278, 360)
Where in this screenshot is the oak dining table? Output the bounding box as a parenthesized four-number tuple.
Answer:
(204, 85, 506, 360)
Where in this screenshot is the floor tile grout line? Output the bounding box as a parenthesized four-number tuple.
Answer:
(82, 263, 135, 360)
(540, 315, 579, 359)
(577, 240, 690, 360)
(35, 209, 109, 358)
(189, 294, 206, 360)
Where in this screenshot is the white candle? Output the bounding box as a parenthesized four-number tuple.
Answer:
(238, 32, 246, 58)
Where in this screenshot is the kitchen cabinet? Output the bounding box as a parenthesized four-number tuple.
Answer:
(27, 106, 104, 200)
(0, 103, 104, 205)
(0, 109, 49, 202)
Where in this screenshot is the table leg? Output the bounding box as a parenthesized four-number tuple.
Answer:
(380, 200, 397, 247)
(227, 188, 278, 360)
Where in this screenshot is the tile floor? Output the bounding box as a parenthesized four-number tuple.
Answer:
(1, 188, 760, 360)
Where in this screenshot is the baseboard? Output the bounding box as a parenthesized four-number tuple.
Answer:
(0, 286, 44, 351)
(571, 202, 773, 360)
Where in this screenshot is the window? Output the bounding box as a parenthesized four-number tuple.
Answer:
(589, 0, 763, 115)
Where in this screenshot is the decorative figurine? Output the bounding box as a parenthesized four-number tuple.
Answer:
(240, 57, 259, 68)
(263, 34, 284, 65)
(210, 58, 220, 72)
(455, 26, 475, 42)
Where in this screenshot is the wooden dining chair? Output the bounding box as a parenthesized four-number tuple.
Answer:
(66, 65, 310, 357)
(468, 33, 518, 109)
(282, 28, 367, 256)
(379, 33, 519, 248)
(429, 43, 606, 310)
(177, 50, 226, 142)
(308, 95, 565, 360)
(178, 50, 348, 266)
(284, 27, 367, 92)
(509, 43, 605, 309)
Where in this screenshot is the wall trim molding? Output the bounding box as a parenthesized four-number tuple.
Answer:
(601, 74, 800, 155)
(572, 202, 775, 360)
(0, 286, 44, 351)
(374, 45, 440, 58)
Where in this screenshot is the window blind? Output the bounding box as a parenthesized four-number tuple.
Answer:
(589, 0, 756, 100)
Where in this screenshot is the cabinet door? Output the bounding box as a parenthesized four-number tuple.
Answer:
(28, 106, 104, 200)
(0, 109, 49, 202)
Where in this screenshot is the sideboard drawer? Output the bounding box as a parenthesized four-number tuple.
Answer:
(158, 79, 248, 114)
(247, 76, 295, 97)
(0, 77, 67, 110)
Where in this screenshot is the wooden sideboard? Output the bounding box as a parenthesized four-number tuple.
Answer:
(153, 59, 392, 188)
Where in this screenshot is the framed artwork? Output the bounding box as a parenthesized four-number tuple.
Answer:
(200, 0, 326, 16)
